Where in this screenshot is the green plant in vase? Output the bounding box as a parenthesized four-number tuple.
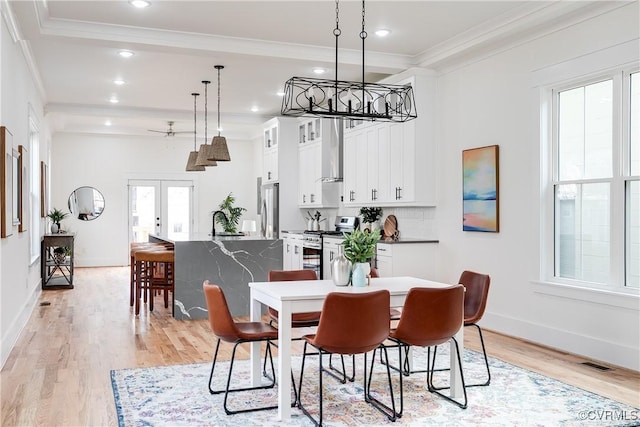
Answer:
(47, 208, 69, 234)
(359, 207, 383, 232)
(342, 228, 380, 287)
(215, 193, 247, 233)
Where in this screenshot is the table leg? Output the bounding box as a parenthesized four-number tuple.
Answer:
(450, 325, 464, 398)
(249, 292, 262, 387)
(277, 303, 292, 420)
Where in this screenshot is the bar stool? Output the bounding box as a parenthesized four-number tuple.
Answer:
(134, 248, 175, 315)
(130, 243, 164, 307)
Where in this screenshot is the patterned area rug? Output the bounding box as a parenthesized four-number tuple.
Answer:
(111, 347, 639, 426)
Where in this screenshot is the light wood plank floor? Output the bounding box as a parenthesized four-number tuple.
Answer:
(1, 267, 638, 426)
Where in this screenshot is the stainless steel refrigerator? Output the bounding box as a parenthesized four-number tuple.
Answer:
(260, 182, 279, 238)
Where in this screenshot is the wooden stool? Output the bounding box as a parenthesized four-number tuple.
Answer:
(134, 249, 175, 315)
(130, 243, 164, 307)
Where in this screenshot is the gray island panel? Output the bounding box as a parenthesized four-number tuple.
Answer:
(150, 234, 282, 319)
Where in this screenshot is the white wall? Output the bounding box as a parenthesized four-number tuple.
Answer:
(51, 133, 261, 266)
(431, 3, 639, 370)
(0, 13, 47, 368)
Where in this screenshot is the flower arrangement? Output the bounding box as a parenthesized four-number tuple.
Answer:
(215, 193, 247, 233)
(359, 207, 383, 224)
(342, 228, 380, 263)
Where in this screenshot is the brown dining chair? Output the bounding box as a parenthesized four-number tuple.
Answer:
(387, 285, 467, 414)
(267, 269, 353, 383)
(297, 290, 397, 425)
(460, 270, 491, 387)
(370, 267, 401, 320)
(202, 281, 283, 415)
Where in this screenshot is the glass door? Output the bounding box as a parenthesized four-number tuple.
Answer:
(128, 180, 193, 243)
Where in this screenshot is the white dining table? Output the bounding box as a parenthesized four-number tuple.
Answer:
(248, 276, 465, 421)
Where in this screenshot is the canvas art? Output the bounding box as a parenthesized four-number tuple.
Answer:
(463, 145, 499, 232)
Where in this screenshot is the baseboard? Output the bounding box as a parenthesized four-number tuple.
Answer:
(1, 281, 41, 369)
(482, 312, 639, 371)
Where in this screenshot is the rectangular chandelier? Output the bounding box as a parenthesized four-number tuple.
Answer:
(281, 76, 417, 123)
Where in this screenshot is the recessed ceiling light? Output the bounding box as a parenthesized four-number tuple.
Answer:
(105, 120, 112, 126)
(276, 91, 285, 97)
(129, 0, 151, 8)
(251, 106, 259, 112)
(118, 50, 134, 58)
(312, 67, 326, 75)
(113, 79, 125, 86)
(109, 97, 119, 104)
(375, 29, 391, 37)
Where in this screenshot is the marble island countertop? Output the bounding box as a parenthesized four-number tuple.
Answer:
(150, 232, 277, 243)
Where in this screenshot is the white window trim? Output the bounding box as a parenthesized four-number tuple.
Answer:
(534, 41, 640, 306)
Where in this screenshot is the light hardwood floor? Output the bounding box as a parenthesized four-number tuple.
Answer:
(1, 267, 638, 426)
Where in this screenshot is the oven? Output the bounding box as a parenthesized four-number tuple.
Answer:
(301, 216, 358, 279)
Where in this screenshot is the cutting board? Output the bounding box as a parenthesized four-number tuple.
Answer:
(383, 215, 399, 241)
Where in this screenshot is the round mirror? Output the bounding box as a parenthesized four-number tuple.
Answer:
(68, 186, 105, 221)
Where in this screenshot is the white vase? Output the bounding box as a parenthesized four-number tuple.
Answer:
(352, 262, 370, 287)
(51, 223, 59, 234)
(331, 245, 351, 286)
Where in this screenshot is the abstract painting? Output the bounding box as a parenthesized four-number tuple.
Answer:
(463, 145, 499, 232)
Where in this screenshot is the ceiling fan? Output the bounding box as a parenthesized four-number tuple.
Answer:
(148, 121, 193, 137)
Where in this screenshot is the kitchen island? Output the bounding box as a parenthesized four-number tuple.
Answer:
(150, 233, 282, 320)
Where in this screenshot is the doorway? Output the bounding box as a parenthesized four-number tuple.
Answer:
(128, 180, 194, 243)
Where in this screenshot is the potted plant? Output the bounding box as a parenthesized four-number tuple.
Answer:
(342, 228, 380, 287)
(359, 207, 383, 232)
(215, 193, 247, 233)
(52, 246, 69, 264)
(47, 208, 69, 234)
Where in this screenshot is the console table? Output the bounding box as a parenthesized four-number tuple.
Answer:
(41, 233, 75, 289)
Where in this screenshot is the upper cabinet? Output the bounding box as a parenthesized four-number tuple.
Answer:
(342, 72, 437, 207)
(262, 117, 297, 184)
(297, 118, 340, 208)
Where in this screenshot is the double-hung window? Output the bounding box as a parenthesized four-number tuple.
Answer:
(549, 69, 639, 292)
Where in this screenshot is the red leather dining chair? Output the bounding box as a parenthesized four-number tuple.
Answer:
(297, 290, 397, 425)
(387, 285, 467, 415)
(459, 270, 491, 387)
(202, 281, 282, 415)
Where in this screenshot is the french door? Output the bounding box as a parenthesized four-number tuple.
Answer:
(128, 180, 194, 243)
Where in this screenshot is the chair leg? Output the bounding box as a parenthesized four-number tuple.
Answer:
(326, 354, 355, 383)
(364, 347, 397, 421)
(466, 323, 491, 387)
(427, 339, 468, 409)
(208, 338, 278, 415)
(297, 341, 324, 426)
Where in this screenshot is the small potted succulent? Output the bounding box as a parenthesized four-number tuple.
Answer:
(342, 228, 380, 287)
(47, 208, 69, 234)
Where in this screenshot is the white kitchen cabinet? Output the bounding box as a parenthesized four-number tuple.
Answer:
(322, 236, 343, 280)
(297, 118, 339, 208)
(342, 72, 437, 207)
(263, 148, 278, 183)
(264, 122, 278, 149)
(283, 235, 304, 270)
(375, 242, 437, 279)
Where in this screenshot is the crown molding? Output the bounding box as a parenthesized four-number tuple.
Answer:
(32, 1, 411, 73)
(2, 0, 47, 101)
(415, 0, 634, 71)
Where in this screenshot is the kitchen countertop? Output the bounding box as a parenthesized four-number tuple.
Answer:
(150, 232, 277, 243)
(322, 234, 439, 244)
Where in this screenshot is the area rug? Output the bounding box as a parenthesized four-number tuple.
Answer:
(111, 347, 639, 426)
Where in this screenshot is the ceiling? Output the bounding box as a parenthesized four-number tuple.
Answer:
(6, 0, 621, 140)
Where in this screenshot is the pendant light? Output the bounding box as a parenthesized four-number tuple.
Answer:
(208, 65, 231, 161)
(195, 80, 217, 167)
(185, 92, 205, 171)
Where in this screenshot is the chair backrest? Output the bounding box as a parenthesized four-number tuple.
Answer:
(202, 280, 241, 342)
(313, 290, 390, 354)
(392, 285, 464, 347)
(369, 267, 379, 278)
(268, 269, 317, 282)
(459, 270, 490, 324)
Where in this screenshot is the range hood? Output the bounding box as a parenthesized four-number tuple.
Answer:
(320, 118, 343, 182)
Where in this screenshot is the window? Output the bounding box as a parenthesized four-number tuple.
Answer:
(550, 70, 639, 291)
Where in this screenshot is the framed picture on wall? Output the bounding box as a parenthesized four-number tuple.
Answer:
(462, 144, 499, 232)
(40, 161, 47, 218)
(1, 126, 14, 238)
(19, 145, 28, 232)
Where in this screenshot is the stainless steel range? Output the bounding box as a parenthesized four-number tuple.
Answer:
(297, 216, 358, 279)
